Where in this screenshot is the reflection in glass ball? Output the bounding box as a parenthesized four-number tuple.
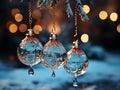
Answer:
(42, 33, 66, 77)
(17, 34, 43, 67)
(64, 40, 88, 86)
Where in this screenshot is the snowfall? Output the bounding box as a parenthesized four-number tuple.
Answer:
(0, 46, 120, 90)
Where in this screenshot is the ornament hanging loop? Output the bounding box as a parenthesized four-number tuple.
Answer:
(28, 0, 32, 29)
(74, 5, 78, 38)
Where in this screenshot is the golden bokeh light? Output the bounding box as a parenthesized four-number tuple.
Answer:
(9, 24, 18, 33)
(117, 24, 120, 33)
(81, 34, 89, 43)
(110, 12, 118, 22)
(48, 22, 61, 35)
(15, 13, 23, 22)
(11, 8, 20, 16)
(32, 9, 41, 19)
(99, 11, 108, 20)
(33, 25, 42, 34)
(83, 5, 90, 14)
(40, 19, 46, 29)
(19, 24, 27, 33)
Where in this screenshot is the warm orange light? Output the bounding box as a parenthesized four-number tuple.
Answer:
(33, 25, 42, 34)
(117, 24, 120, 33)
(15, 13, 23, 22)
(40, 19, 46, 29)
(99, 11, 108, 20)
(19, 24, 27, 33)
(9, 55, 15, 61)
(11, 8, 20, 16)
(81, 34, 89, 43)
(9, 24, 18, 33)
(83, 5, 90, 14)
(110, 12, 118, 22)
(48, 22, 61, 35)
(32, 9, 41, 19)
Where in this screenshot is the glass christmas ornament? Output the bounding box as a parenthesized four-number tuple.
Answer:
(17, 29, 43, 75)
(64, 40, 88, 87)
(42, 33, 66, 77)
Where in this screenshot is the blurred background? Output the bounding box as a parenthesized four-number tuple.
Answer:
(0, 0, 120, 90)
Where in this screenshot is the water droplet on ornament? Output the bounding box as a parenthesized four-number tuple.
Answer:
(51, 70, 56, 77)
(73, 77, 78, 87)
(28, 66, 34, 76)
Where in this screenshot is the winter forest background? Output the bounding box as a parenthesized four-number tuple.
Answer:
(0, 0, 120, 90)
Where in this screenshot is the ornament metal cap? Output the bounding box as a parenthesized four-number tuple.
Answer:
(72, 40, 79, 48)
(27, 29, 33, 36)
(50, 33, 57, 40)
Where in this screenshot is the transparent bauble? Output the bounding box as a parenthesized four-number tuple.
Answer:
(17, 29, 43, 75)
(42, 33, 66, 77)
(64, 40, 88, 86)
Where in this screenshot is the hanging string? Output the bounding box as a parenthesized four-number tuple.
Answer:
(51, 0, 56, 34)
(52, 7, 56, 34)
(73, 5, 79, 47)
(28, 0, 32, 29)
(75, 0, 89, 21)
(74, 5, 78, 38)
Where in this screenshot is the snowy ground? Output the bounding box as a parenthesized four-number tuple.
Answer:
(0, 52, 120, 90)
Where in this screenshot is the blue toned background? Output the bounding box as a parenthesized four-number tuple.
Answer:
(0, 0, 120, 90)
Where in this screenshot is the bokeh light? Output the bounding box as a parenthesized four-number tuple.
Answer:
(48, 22, 61, 35)
(117, 24, 120, 33)
(99, 11, 108, 20)
(9, 24, 18, 33)
(81, 33, 89, 43)
(9, 55, 15, 61)
(32, 9, 41, 19)
(15, 13, 23, 22)
(19, 24, 27, 33)
(110, 12, 118, 22)
(11, 8, 20, 16)
(83, 5, 90, 14)
(33, 25, 42, 34)
(40, 19, 46, 29)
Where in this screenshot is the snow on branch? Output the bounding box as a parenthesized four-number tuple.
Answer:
(75, 0, 89, 21)
(37, 0, 59, 7)
(37, 0, 46, 7)
(65, 0, 73, 18)
(20, 0, 90, 21)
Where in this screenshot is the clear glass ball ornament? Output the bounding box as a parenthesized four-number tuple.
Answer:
(41, 33, 66, 77)
(17, 29, 43, 76)
(64, 40, 88, 87)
